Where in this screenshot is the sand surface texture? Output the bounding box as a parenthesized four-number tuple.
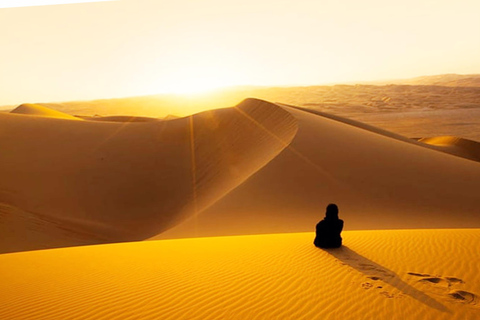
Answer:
(0, 229, 479, 320)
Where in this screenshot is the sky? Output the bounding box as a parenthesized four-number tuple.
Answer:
(1, 0, 479, 105)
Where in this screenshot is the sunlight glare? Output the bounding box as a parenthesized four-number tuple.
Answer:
(161, 79, 228, 95)
(151, 64, 244, 96)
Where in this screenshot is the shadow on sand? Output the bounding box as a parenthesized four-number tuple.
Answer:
(324, 246, 450, 313)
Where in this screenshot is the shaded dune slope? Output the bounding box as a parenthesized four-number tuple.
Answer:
(0, 99, 297, 253)
(159, 103, 480, 239)
(0, 203, 107, 254)
(1, 230, 479, 320)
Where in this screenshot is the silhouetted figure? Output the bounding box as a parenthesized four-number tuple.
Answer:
(314, 204, 343, 248)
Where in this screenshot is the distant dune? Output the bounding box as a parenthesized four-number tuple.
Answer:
(417, 136, 480, 162)
(11, 103, 81, 120)
(1, 229, 479, 320)
(4, 76, 479, 142)
(1, 98, 480, 254)
(384, 74, 480, 87)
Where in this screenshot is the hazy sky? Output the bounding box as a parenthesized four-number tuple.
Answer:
(1, 0, 479, 105)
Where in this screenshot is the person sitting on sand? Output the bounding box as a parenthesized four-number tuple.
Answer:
(314, 203, 344, 248)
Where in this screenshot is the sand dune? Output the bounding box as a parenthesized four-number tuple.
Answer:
(0, 99, 296, 252)
(158, 102, 480, 239)
(0, 203, 107, 254)
(417, 136, 480, 162)
(0, 229, 478, 320)
(1, 98, 480, 253)
(2, 97, 480, 319)
(10, 103, 81, 120)
(289, 106, 480, 163)
(347, 108, 480, 143)
(386, 73, 480, 87)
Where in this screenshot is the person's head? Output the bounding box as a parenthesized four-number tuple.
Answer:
(325, 203, 339, 219)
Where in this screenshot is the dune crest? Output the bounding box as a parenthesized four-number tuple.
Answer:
(2, 98, 480, 253)
(290, 106, 480, 163)
(159, 103, 480, 239)
(0, 99, 297, 253)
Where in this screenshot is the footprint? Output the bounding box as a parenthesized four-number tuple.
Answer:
(408, 272, 478, 306)
(445, 277, 464, 284)
(419, 277, 451, 288)
(362, 277, 387, 294)
(359, 264, 394, 277)
(447, 290, 478, 305)
(408, 273, 464, 288)
(362, 282, 373, 289)
(408, 272, 432, 277)
(380, 291, 395, 299)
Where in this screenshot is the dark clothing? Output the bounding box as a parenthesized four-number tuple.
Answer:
(314, 218, 344, 248)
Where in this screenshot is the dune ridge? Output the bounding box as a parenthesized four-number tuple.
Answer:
(0, 229, 478, 320)
(289, 105, 480, 163)
(0, 99, 297, 253)
(2, 98, 480, 253)
(158, 102, 480, 239)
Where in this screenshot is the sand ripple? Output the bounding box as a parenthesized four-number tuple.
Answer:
(0, 229, 479, 319)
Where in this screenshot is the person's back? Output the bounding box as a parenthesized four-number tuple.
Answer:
(314, 204, 344, 248)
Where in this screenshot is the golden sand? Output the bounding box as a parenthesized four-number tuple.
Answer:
(1, 98, 480, 319)
(0, 230, 478, 319)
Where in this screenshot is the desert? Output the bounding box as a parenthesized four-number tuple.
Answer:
(1, 0, 480, 318)
(1, 80, 480, 318)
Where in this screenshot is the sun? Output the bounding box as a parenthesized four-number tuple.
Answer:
(145, 61, 246, 96)
(160, 77, 229, 95)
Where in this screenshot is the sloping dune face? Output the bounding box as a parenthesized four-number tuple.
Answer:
(160, 104, 480, 239)
(0, 230, 479, 320)
(0, 99, 297, 253)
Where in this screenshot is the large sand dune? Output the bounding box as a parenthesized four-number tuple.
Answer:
(1, 229, 478, 320)
(0, 99, 297, 252)
(1, 98, 480, 253)
(159, 101, 480, 239)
